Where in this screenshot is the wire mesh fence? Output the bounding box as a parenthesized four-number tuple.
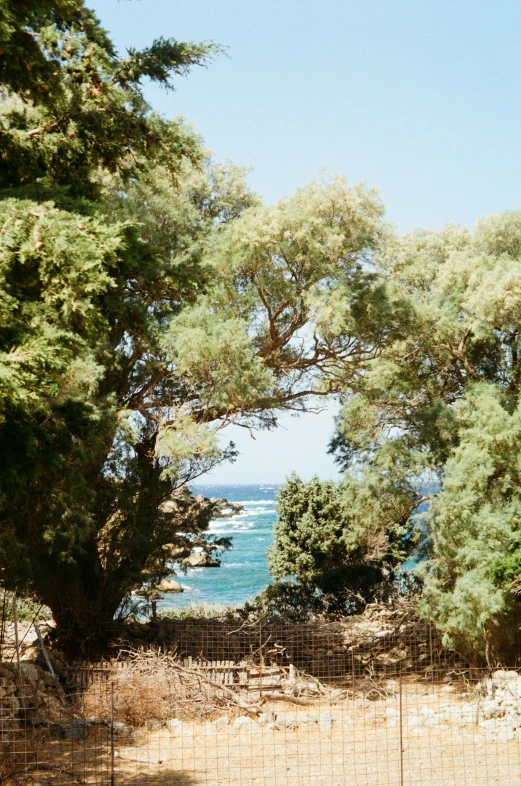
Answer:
(2, 607, 521, 785)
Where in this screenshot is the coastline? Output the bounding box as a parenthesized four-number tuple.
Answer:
(159, 484, 279, 612)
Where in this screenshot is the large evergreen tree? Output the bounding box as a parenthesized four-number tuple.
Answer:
(0, 0, 232, 648)
(0, 2, 390, 651)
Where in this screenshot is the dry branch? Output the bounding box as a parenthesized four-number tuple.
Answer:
(79, 646, 345, 725)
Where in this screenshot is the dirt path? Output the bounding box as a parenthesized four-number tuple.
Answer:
(6, 682, 521, 785)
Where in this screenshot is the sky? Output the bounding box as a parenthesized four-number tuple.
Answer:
(91, 0, 521, 483)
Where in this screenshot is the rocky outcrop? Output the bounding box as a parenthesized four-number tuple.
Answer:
(182, 553, 221, 568)
(155, 579, 184, 592)
(211, 498, 245, 518)
(136, 578, 184, 597)
(155, 491, 242, 570)
(135, 588, 163, 600)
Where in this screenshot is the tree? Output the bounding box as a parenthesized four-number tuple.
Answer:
(0, 0, 216, 423)
(0, 2, 392, 651)
(171, 174, 396, 424)
(418, 383, 521, 659)
(0, 0, 212, 194)
(328, 212, 521, 654)
(264, 443, 421, 617)
(0, 0, 226, 649)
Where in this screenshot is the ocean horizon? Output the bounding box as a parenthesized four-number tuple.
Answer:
(159, 483, 279, 612)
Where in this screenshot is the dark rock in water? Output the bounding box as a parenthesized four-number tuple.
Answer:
(211, 498, 245, 519)
(182, 553, 221, 568)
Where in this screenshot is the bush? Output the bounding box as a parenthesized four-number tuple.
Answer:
(158, 603, 237, 621)
(243, 567, 404, 622)
(0, 590, 51, 622)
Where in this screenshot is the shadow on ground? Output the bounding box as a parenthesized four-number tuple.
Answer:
(1, 764, 199, 786)
(0, 729, 200, 786)
(118, 773, 200, 785)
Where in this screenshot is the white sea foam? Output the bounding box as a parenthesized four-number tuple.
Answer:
(221, 507, 275, 517)
(232, 509, 275, 518)
(236, 500, 276, 506)
(167, 485, 276, 609)
(208, 515, 244, 526)
(208, 520, 256, 534)
(210, 513, 270, 525)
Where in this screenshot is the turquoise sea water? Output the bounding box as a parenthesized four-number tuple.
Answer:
(159, 484, 279, 612)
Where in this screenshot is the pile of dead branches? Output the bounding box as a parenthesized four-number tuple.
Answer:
(81, 648, 262, 724)
(80, 648, 343, 725)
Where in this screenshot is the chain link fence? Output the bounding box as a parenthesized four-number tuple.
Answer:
(1, 606, 521, 785)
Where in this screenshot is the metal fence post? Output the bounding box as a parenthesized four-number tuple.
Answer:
(110, 680, 115, 786)
(12, 595, 21, 680)
(399, 670, 404, 786)
(0, 589, 7, 660)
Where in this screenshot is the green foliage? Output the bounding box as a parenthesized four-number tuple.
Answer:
(418, 384, 521, 656)
(169, 175, 394, 427)
(0, 0, 214, 196)
(0, 1, 395, 652)
(328, 211, 521, 654)
(0, 1, 105, 106)
(158, 603, 236, 621)
(163, 306, 276, 417)
(266, 467, 419, 617)
(0, 2, 227, 647)
(242, 580, 325, 621)
(0, 590, 50, 622)
(0, 197, 120, 417)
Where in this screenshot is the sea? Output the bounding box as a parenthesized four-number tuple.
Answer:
(159, 484, 279, 612)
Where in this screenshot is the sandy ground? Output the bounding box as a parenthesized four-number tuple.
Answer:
(5, 682, 521, 786)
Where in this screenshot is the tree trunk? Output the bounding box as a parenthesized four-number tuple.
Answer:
(45, 572, 125, 660)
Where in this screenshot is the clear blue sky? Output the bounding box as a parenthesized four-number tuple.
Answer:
(91, 0, 521, 483)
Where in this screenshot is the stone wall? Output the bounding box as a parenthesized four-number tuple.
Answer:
(121, 602, 469, 681)
(0, 661, 71, 745)
(478, 669, 521, 741)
